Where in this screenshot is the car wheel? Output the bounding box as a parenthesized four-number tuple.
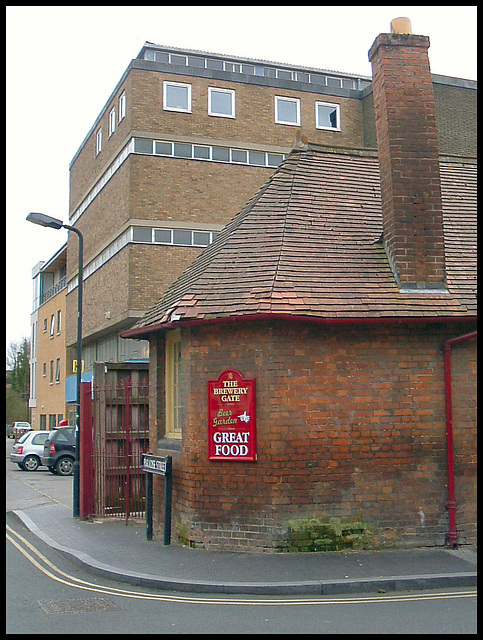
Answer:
(55, 457, 74, 476)
(17, 462, 26, 470)
(22, 455, 40, 472)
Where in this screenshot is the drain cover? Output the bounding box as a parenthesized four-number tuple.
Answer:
(38, 597, 119, 615)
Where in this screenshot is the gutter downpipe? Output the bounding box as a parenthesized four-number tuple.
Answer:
(443, 330, 477, 549)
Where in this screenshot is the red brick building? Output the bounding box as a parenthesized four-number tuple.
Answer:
(123, 20, 476, 552)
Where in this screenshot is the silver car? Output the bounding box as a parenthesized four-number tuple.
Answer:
(10, 430, 50, 471)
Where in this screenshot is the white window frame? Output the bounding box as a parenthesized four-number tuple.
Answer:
(109, 107, 116, 136)
(163, 81, 192, 113)
(118, 92, 126, 121)
(208, 87, 236, 118)
(275, 96, 301, 126)
(315, 101, 341, 131)
(96, 128, 102, 155)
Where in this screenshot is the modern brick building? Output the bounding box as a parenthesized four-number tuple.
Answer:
(29, 244, 69, 428)
(123, 20, 477, 552)
(63, 31, 476, 395)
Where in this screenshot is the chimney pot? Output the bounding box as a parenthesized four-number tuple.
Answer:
(390, 17, 412, 34)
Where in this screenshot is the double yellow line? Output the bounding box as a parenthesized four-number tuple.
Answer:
(6, 524, 477, 607)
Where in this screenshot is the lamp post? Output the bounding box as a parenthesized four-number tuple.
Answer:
(27, 212, 83, 518)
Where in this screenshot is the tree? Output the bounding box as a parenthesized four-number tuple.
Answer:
(6, 338, 30, 423)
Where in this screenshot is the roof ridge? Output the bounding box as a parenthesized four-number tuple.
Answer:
(266, 152, 302, 303)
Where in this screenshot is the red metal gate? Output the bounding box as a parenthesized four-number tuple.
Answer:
(92, 377, 149, 520)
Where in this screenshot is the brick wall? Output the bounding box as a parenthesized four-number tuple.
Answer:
(129, 154, 276, 226)
(150, 319, 477, 551)
(433, 83, 478, 157)
(130, 69, 365, 149)
(32, 293, 67, 427)
(70, 66, 365, 217)
(128, 243, 206, 312)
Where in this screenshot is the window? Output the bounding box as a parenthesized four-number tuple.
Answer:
(132, 227, 152, 242)
(154, 229, 172, 244)
(173, 142, 192, 158)
(170, 54, 187, 66)
(275, 96, 301, 126)
(163, 81, 192, 113)
(118, 92, 126, 121)
(109, 108, 116, 136)
(231, 149, 247, 164)
(55, 358, 61, 383)
(249, 151, 266, 166)
(326, 76, 342, 88)
(42, 362, 46, 377)
(208, 87, 235, 118)
(193, 145, 210, 160)
(206, 58, 223, 71)
(32, 432, 49, 446)
(193, 231, 211, 246)
(40, 414, 46, 430)
(49, 360, 54, 385)
(267, 153, 284, 167)
(43, 318, 47, 333)
(223, 62, 241, 73)
(173, 230, 192, 245)
(316, 101, 341, 131)
(134, 138, 153, 154)
(276, 69, 293, 81)
(96, 128, 102, 155)
(212, 146, 230, 162)
(165, 329, 182, 439)
(57, 310, 61, 334)
(50, 314, 55, 337)
(155, 141, 172, 155)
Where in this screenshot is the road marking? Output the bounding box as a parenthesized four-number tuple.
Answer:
(6, 524, 477, 607)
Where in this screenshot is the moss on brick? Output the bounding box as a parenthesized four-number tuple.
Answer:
(276, 516, 375, 552)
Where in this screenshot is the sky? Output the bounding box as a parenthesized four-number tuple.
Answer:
(5, 5, 477, 351)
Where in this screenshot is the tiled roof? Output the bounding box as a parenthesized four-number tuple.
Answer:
(126, 145, 476, 335)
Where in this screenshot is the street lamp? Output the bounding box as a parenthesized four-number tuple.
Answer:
(27, 212, 83, 518)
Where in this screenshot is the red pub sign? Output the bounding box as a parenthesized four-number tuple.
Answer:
(208, 369, 257, 461)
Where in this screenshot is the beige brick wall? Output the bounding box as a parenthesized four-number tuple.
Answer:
(32, 292, 67, 428)
(129, 69, 364, 149)
(70, 66, 365, 217)
(65, 60, 366, 349)
(129, 154, 276, 225)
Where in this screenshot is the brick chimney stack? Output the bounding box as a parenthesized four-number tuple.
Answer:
(368, 18, 447, 291)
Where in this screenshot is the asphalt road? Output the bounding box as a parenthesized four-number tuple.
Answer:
(6, 438, 478, 634)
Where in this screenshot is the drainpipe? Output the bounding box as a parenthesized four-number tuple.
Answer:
(443, 330, 477, 549)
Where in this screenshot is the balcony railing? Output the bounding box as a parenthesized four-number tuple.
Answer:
(40, 276, 66, 305)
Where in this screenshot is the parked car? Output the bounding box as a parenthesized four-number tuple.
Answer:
(6, 424, 14, 438)
(41, 426, 76, 476)
(10, 430, 50, 471)
(12, 421, 32, 441)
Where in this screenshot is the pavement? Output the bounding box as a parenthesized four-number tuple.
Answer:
(8, 502, 477, 596)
